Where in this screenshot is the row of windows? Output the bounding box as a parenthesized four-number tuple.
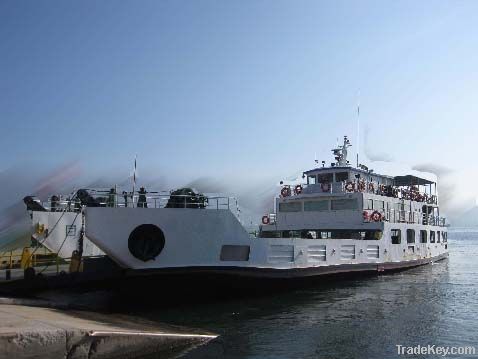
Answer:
(260, 230, 383, 239)
(308, 172, 349, 184)
(259, 228, 448, 243)
(279, 199, 358, 212)
(307, 172, 391, 185)
(390, 229, 448, 244)
(365, 199, 421, 212)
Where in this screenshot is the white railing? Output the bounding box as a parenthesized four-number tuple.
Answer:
(40, 190, 238, 212)
(363, 209, 446, 227)
(294, 181, 437, 204)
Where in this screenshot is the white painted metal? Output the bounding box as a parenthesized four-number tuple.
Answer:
(25, 136, 448, 276)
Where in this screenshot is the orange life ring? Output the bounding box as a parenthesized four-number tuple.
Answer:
(294, 184, 303, 195)
(321, 182, 330, 192)
(371, 211, 382, 222)
(368, 183, 375, 192)
(262, 215, 270, 225)
(281, 187, 291, 197)
(345, 182, 355, 192)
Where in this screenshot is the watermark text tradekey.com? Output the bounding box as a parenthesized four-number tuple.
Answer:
(397, 344, 476, 356)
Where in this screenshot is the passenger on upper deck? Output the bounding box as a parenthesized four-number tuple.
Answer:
(137, 187, 148, 208)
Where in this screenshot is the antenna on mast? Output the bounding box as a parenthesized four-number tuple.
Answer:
(356, 90, 360, 168)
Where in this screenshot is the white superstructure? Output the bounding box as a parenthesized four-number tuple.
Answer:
(25, 136, 448, 278)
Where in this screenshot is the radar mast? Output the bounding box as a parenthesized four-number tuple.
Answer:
(332, 136, 352, 167)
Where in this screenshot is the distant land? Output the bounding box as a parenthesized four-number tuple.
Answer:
(450, 206, 478, 228)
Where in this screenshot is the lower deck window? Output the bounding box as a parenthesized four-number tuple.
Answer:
(430, 231, 436, 243)
(391, 229, 401, 244)
(282, 230, 302, 238)
(407, 229, 415, 243)
(420, 230, 427, 243)
(259, 231, 281, 238)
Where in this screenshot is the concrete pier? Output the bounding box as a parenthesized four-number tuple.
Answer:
(0, 302, 218, 359)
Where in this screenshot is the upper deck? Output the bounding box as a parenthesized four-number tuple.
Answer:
(297, 168, 438, 205)
(264, 136, 445, 229)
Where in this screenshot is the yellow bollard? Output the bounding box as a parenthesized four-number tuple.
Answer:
(20, 248, 32, 269)
(69, 250, 82, 273)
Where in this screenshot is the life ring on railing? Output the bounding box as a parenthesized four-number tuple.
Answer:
(371, 211, 382, 222)
(262, 215, 270, 225)
(345, 182, 355, 192)
(281, 187, 291, 197)
(363, 211, 370, 221)
(358, 181, 366, 192)
(321, 182, 330, 192)
(368, 183, 375, 193)
(294, 184, 303, 195)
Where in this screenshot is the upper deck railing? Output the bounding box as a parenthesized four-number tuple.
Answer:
(363, 208, 446, 227)
(284, 180, 438, 205)
(37, 190, 239, 212)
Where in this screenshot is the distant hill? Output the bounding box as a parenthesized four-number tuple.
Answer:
(451, 206, 478, 228)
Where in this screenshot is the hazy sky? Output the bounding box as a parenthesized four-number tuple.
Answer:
(1, 1, 477, 213)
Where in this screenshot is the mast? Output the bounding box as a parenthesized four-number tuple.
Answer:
(356, 91, 360, 168)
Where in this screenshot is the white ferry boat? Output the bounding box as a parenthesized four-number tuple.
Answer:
(24, 136, 448, 283)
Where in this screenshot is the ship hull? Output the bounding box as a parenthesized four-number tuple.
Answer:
(123, 252, 449, 280)
(103, 252, 449, 305)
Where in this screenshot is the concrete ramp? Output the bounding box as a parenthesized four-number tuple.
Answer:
(0, 303, 218, 359)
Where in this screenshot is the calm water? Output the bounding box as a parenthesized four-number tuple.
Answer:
(139, 230, 478, 359)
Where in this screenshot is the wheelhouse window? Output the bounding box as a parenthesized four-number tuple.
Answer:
(331, 199, 358, 210)
(304, 200, 329, 211)
(391, 229, 401, 244)
(407, 229, 415, 243)
(373, 200, 385, 211)
(366, 199, 373, 210)
(317, 173, 333, 183)
(308, 175, 317, 185)
(420, 230, 427, 243)
(430, 231, 436, 243)
(279, 202, 302, 212)
(335, 172, 349, 182)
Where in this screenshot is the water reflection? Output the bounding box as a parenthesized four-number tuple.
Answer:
(134, 232, 477, 359)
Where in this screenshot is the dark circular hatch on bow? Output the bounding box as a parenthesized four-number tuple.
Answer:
(128, 224, 165, 261)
